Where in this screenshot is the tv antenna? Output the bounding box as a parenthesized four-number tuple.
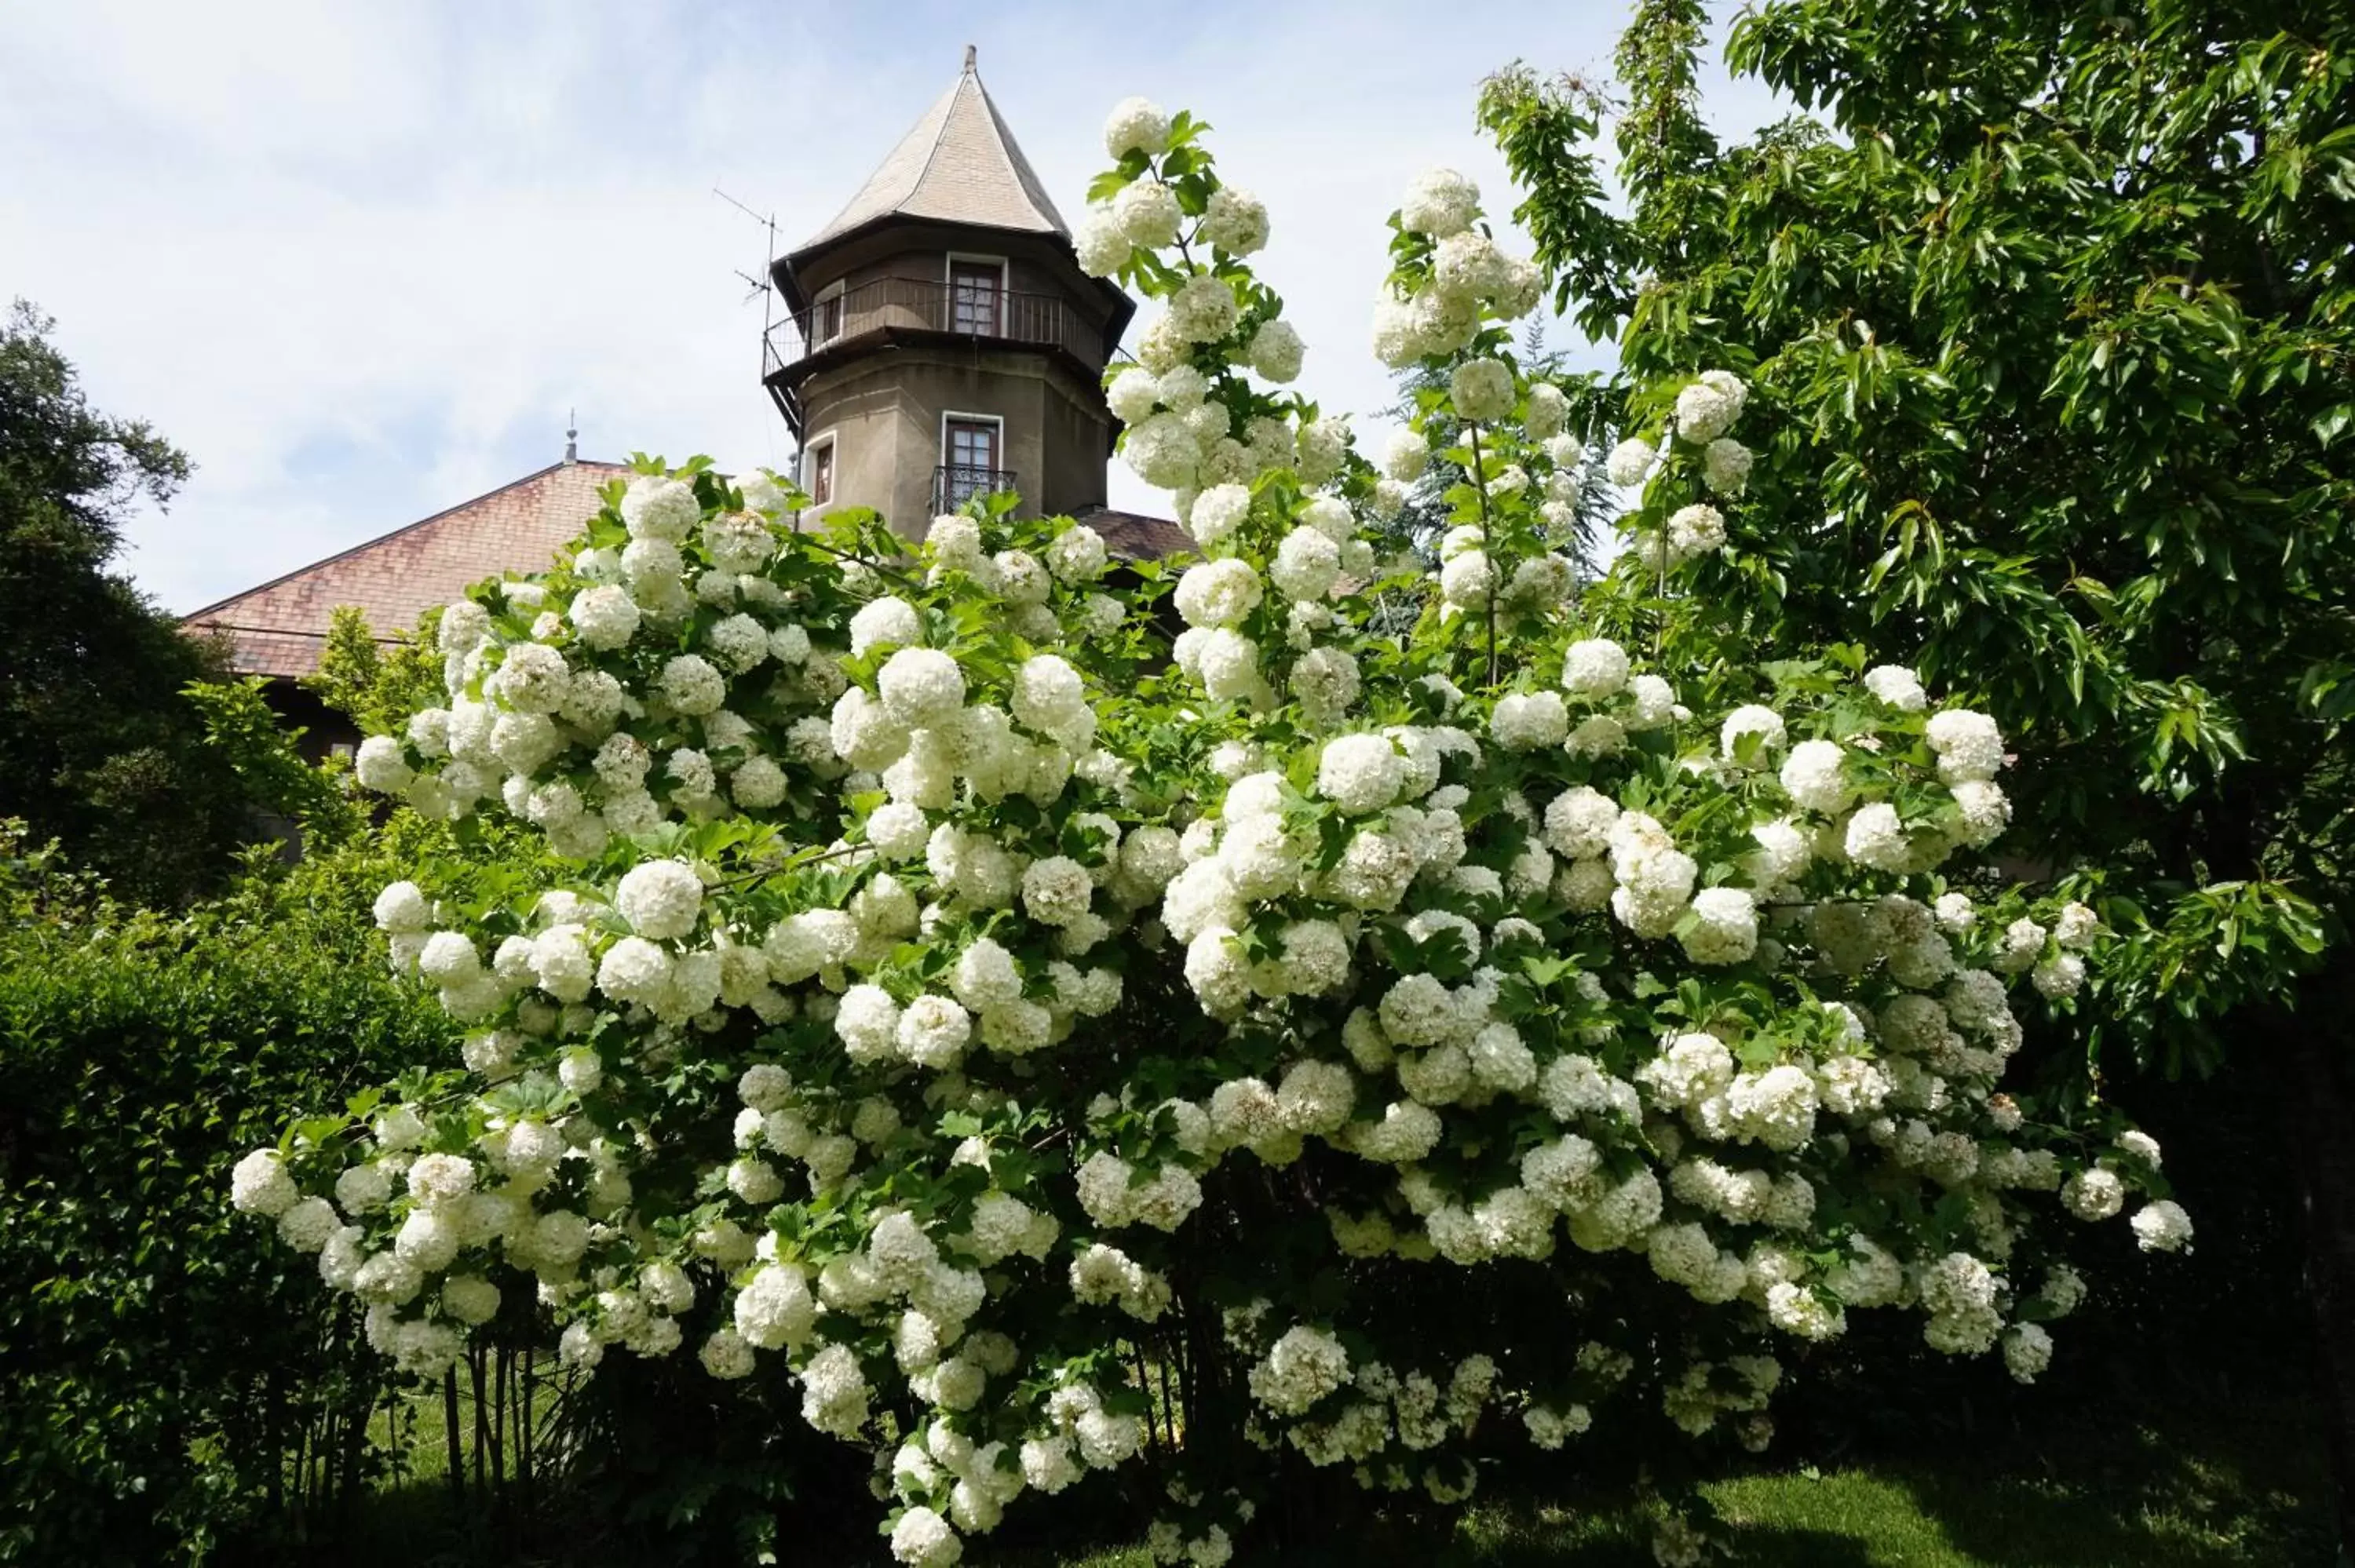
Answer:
(714, 185, 780, 360)
(714, 185, 795, 472)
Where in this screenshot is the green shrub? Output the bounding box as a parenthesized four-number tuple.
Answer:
(0, 829, 452, 1564)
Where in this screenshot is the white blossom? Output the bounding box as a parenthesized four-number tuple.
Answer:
(1605, 438, 1656, 487)
(615, 859, 703, 941)
(1102, 96, 1170, 158)
(1203, 185, 1272, 257)
(2130, 1200, 2194, 1253)
(1113, 180, 1181, 247)
(1561, 639, 1630, 700)
(1926, 709, 2005, 783)
(1449, 360, 1513, 425)
(1400, 168, 1479, 238)
(1863, 664, 1927, 712)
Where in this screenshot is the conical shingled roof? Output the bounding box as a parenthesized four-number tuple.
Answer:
(793, 49, 1068, 258)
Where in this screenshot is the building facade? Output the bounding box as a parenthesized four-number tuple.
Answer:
(761, 46, 1138, 537)
(183, 49, 1174, 739)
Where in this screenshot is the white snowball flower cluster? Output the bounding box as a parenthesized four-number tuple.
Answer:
(1927, 709, 2006, 782)
(1382, 428, 1429, 483)
(1203, 186, 1272, 257)
(1103, 96, 1171, 159)
(230, 1149, 298, 1216)
(621, 475, 701, 541)
(1673, 371, 1747, 443)
(1400, 168, 1480, 238)
(1605, 438, 1656, 487)
(1247, 1326, 1350, 1416)
(1115, 181, 1182, 249)
(570, 584, 641, 650)
(1562, 638, 1630, 699)
(1702, 437, 1752, 496)
(243, 105, 2179, 1567)
(1373, 174, 1543, 368)
(1317, 734, 1404, 815)
(2130, 1200, 2195, 1253)
(1864, 664, 1928, 712)
(1720, 703, 1786, 762)
(615, 859, 703, 941)
(1174, 559, 1263, 629)
(1449, 359, 1514, 424)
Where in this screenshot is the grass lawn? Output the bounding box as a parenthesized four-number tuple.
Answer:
(1015, 1399, 2334, 1568)
(352, 1393, 2334, 1566)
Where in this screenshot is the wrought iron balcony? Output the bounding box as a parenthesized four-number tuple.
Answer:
(764, 277, 1101, 381)
(933, 465, 1017, 515)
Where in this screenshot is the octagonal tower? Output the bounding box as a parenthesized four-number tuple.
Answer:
(762, 48, 1136, 537)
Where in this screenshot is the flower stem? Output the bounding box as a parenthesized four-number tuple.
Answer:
(1468, 423, 1499, 689)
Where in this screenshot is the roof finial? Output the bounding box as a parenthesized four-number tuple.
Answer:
(963, 43, 977, 73)
(564, 410, 578, 465)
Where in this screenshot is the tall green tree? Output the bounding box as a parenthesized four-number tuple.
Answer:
(1481, 0, 2355, 1545)
(0, 301, 254, 901)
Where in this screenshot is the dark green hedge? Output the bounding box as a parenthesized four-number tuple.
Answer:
(0, 848, 451, 1565)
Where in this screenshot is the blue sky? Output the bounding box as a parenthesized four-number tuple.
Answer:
(0, 0, 1784, 613)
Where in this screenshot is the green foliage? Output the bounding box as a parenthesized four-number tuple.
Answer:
(0, 823, 453, 1565)
(1484, 0, 2355, 1074)
(1484, 9, 2355, 1548)
(184, 675, 366, 845)
(309, 603, 447, 740)
(306, 604, 385, 720)
(0, 301, 261, 904)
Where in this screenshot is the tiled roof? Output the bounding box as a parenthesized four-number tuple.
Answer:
(1080, 508, 1192, 562)
(182, 461, 1188, 683)
(794, 49, 1068, 257)
(183, 460, 629, 679)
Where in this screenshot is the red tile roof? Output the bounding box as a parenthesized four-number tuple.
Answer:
(182, 460, 630, 678)
(1082, 508, 1192, 563)
(182, 465, 1189, 683)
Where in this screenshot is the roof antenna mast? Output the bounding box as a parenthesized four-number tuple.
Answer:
(714, 184, 781, 375)
(564, 408, 578, 465)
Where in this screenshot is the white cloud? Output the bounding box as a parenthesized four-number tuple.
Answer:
(0, 0, 1785, 612)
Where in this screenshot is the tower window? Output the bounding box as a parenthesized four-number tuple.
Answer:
(805, 436, 836, 506)
(945, 417, 999, 474)
(949, 258, 1003, 337)
(812, 283, 845, 346)
(938, 414, 1008, 512)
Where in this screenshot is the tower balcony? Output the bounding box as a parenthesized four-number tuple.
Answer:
(931, 464, 1018, 516)
(761, 276, 1106, 435)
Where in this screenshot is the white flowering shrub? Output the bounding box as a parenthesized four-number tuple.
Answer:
(238, 102, 2189, 1563)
